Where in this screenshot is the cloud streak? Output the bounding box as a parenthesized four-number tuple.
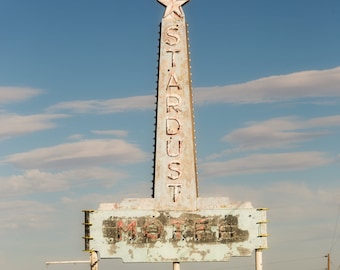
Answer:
(0, 87, 42, 104)
(222, 115, 340, 153)
(92, 129, 128, 137)
(46, 67, 340, 114)
(0, 167, 127, 197)
(200, 152, 332, 177)
(195, 66, 340, 105)
(0, 113, 68, 140)
(48, 95, 156, 114)
(4, 139, 148, 169)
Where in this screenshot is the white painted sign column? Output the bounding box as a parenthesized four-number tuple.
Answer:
(154, 0, 198, 211)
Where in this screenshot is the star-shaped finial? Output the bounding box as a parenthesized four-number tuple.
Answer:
(158, 0, 190, 18)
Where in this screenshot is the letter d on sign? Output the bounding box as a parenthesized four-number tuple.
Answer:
(166, 118, 181, 135)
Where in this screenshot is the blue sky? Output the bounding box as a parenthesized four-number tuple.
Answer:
(1, 1, 340, 270)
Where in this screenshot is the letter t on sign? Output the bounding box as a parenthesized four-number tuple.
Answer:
(168, 184, 182, 202)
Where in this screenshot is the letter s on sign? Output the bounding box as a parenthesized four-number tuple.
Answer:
(165, 26, 180, 46)
(168, 161, 182, 180)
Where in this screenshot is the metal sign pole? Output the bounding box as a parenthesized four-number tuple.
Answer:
(90, 251, 99, 270)
(255, 249, 263, 270)
(173, 262, 180, 270)
(45, 260, 90, 266)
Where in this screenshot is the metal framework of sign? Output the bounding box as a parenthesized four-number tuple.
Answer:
(83, 0, 268, 263)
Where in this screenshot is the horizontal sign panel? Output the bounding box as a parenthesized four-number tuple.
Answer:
(84, 207, 267, 262)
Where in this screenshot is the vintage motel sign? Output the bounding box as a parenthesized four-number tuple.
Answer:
(83, 0, 268, 262)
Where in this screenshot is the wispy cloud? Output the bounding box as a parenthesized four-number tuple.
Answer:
(195, 66, 340, 105)
(4, 139, 148, 169)
(47, 95, 155, 114)
(92, 129, 128, 137)
(222, 115, 340, 153)
(46, 67, 340, 115)
(0, 167, 127, 197)
(0, 87, 42, 104)
(200, 152, 332, 177)
(47, 67, 340, 114)
(68, 134, 84, 140)
(0, 113, 68, 140)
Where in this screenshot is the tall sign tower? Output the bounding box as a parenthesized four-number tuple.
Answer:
(83, 0, 268, 265)
(153, 0, 198, 211)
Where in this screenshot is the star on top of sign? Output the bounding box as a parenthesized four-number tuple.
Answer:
(158, 0, 190, 18)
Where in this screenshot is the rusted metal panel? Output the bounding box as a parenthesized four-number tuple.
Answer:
(85, 207, 267, 262)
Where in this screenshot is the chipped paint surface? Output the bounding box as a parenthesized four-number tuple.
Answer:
(82, 0, 268, 262)
(153, 0, 197, 211)
(85, 207, 267, 262)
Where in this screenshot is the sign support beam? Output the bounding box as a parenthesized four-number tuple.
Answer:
(174, 262, 180, 270)
(255, 249, 263, 270)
